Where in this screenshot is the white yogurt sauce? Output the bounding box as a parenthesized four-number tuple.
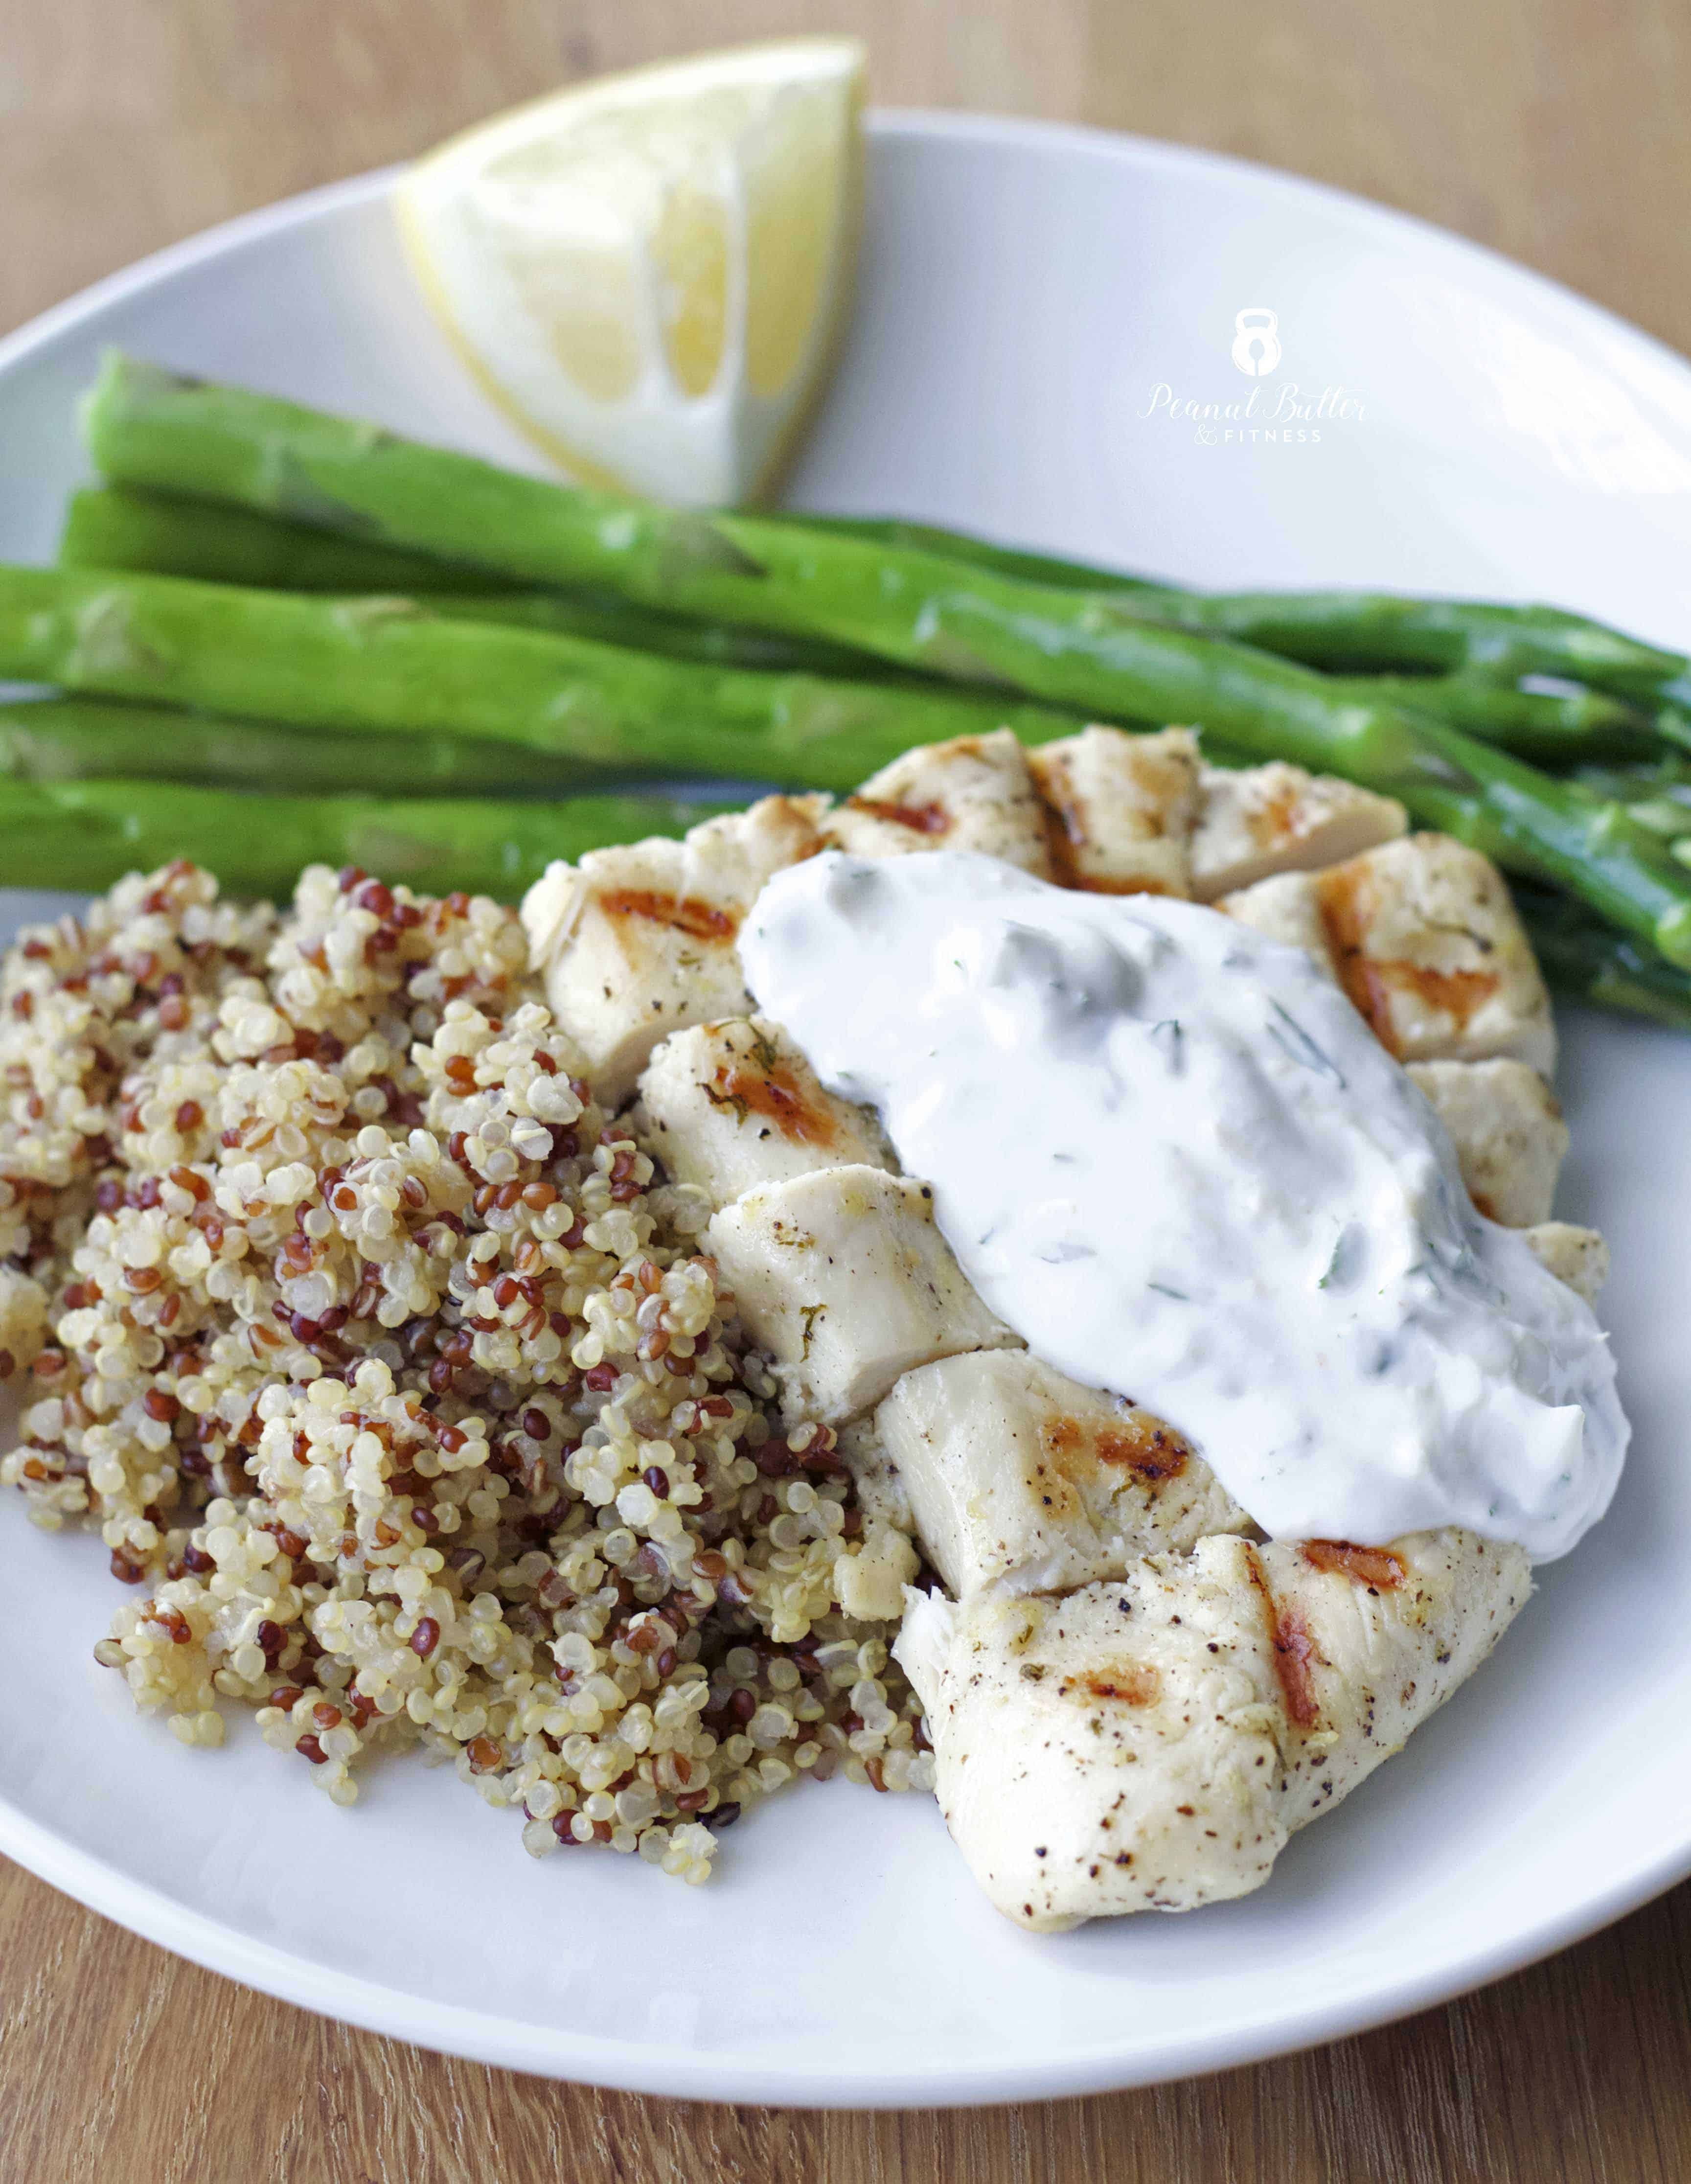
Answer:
(739, 851, 1628, 1561)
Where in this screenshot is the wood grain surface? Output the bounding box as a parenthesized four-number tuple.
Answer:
(3, 3, 1690, 2177)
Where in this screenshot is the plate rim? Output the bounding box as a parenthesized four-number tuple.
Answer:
(8, 106, 1691, 537)
(0, 107, 1688, 2107)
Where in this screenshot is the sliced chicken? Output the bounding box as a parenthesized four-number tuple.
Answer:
(823, 730, 1053, 874)
(704, 1165, 1018, 1426)
(1221, 834, 1557, 1074)
(633, 1016, 894, 1204)
(520, 794, 828, 1104)
(1524, 1220, 1609, 1302)
(895, 1539, 1290, 1928)
(874, 1349, 1251, 1597)
(1408, 1058, 1568, 1227)
(1190, 761, 1406, 900)
(1215, 867, 1338, 968)
(1253, 1530, 1532, 1829)
(897, 1525, 1531, 1930)
(1311, 835, 1557, 1073)
(1027, 725, 1200, 895)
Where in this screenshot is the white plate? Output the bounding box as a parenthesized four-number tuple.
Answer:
(0, 113, 1689, 2108)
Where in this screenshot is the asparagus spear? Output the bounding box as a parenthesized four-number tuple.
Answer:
(1512, 884, 1691, 1032)
(1334, 674, 1660, 765)
(426, 589, 913, 680)
(74, 359, 1691, 964)
(782, 510, 1691, 707)
(1567, 758, 1691, 855)
(760, 510, 1164, 592)
(0, 695, 616, 797)
(0, 777, 732, 901)
(1572, 754, 1691, 805)
(87, 353, 1691, 706)
(60, 484, 891, 681)
(83, 358, 1685, 741)
(60, 483, 511, 596)
(0, 563, 1086, 795)
(69, 485, 1654, 753)
(646, 515, 1691, 756)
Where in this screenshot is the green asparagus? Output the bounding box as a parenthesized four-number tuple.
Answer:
(0, 563, 1086, 795)
(1512, 883, 1691, 1032)
(761, 510, 1163, 591)
(87, 353, 1691, 705)
(1569, 758, 1691, 856)
(1115, 590, 1691, 710)
(83, 357, 1690, 741)
(424, 590, 915, 680)
(60, 483, 511, 596)
(1572, 754, 1691, 806)
(72, 485, 1658, 751)
(60, 484, 893, 681)
(0, 695, 617, 797)
(73, 358, 1691, 964)
(1330, 674, 1660, 764)
(783, 510, 1691, 709)
(0, 776, 732, 900)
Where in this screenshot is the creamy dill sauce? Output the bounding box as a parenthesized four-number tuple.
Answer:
(739, 851, 1628, 1562)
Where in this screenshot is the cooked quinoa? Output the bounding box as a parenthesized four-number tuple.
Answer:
(0, 858, 932, 1883)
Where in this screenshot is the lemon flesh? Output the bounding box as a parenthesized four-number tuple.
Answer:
(397, 38, 866, 506)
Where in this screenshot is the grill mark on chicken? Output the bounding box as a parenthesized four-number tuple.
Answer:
(1059, 1660, 1162, 1707)
(1244, 1544, 1323, 1729)
(1041, 1409, 1191, 1483)
(1271, 1611, 1322, 1729)
(599, 889, 738, 943)
(703, 1058, 839, 1148)
(1041, 789, 1084, 872)
(845, 795, 952, 835)
(1246, 779, 1306, 848)
(1038, 794, 1172, 896)
(1038, 782, 1092, 891)
(1315, 864, 1500, 1052)
(1301, 1539, 1408, 1590)
(1096, 1414, 1190, 1480)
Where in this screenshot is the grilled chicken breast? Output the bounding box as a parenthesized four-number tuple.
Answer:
(522, 740, 1610, 1932)
(897, 1527, 1531, 1929)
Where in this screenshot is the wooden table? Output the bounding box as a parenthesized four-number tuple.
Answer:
(3, 3, 1690, 2176)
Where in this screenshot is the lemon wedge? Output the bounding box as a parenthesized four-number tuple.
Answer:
(396, 38, 866, 506)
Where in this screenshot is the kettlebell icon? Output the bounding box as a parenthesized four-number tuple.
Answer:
(1231, 307, 1281, 376)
